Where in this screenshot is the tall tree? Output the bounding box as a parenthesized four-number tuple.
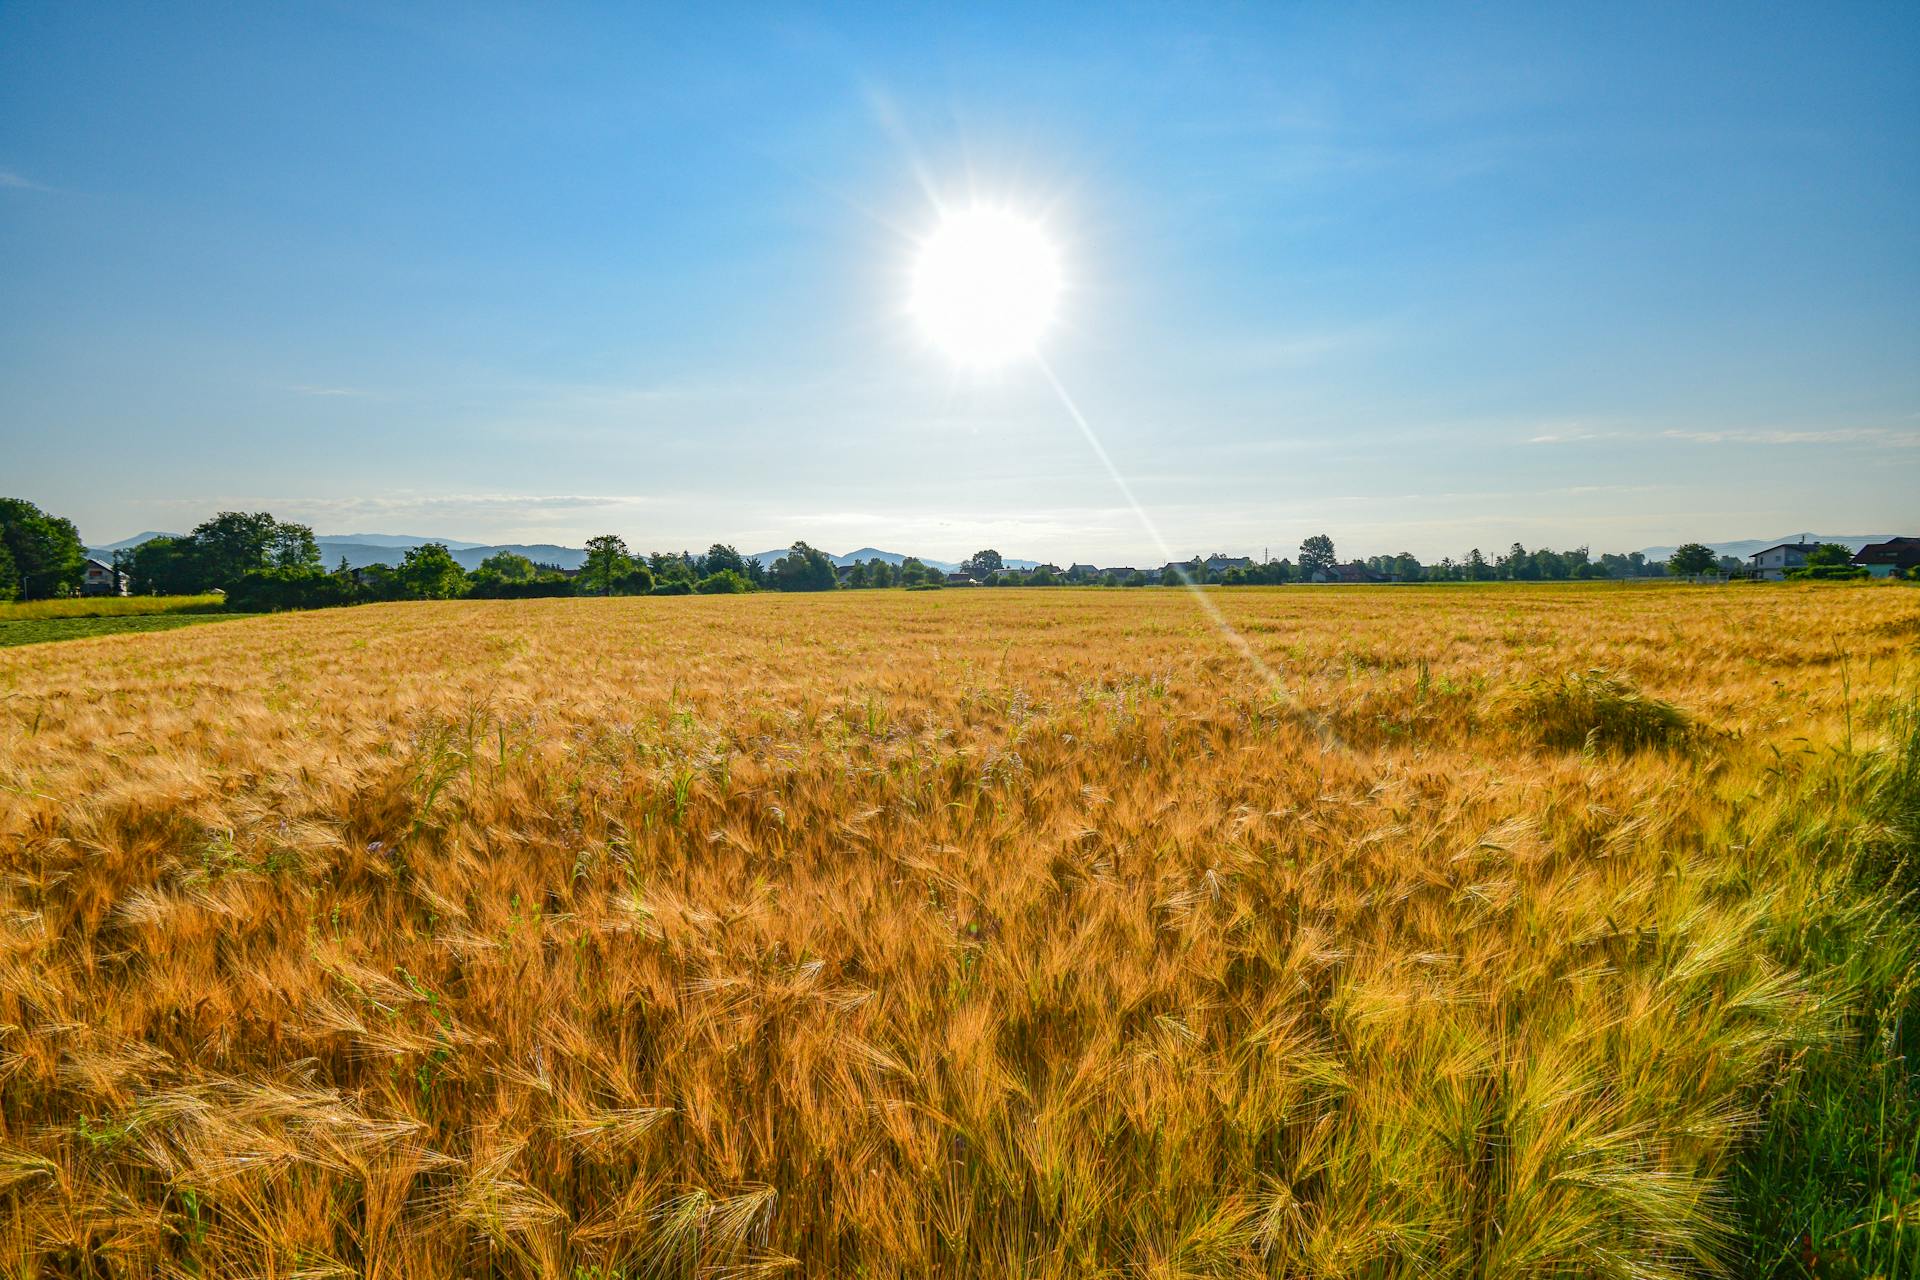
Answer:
(773, 542, 838, 592)
(962, 549, 1004, 579)
(268, 521, 322, 569)
(474, 550, 536, 583)
(583, 535, 632, 596)
(0, 498, 86, 599)
(396, 543, 467, 599)
(1667, 542, 1718, 577)
(1298, 534, 1336, 580)
(187, 511, 281, 588)
(702, 544, 747, 576)
(128, 536, 201, 595)
(0, 539, 16, 602)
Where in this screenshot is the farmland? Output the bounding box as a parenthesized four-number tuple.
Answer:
(0, 583, 1915, 1277)
(0, 596, 244, 650)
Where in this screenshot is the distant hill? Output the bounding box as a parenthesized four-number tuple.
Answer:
(1639, 533, 1898, 561)
(748, 547, 1048, 573)
(88, 531, 178, 554)
(314, 540, 587, 571)
(88, 531, 588, 571)
(449, 544, 586, 571)
(88, 529, 1053, 575)
(324, 533, 489, 551)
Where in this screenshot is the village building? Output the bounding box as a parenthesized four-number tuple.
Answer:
(1850, 536, 1920, 578)
(1746, 541, 1821, 581)
(79, 557, 129, 597)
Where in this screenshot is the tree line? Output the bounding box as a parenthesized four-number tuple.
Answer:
(1, 496, 1894, 605)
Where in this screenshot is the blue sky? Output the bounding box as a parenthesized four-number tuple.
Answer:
(3, 2, 1915, 562)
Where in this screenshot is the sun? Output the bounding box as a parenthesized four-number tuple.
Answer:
(909, 205, 1063, 369)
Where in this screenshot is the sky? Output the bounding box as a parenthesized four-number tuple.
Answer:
(2, 2, 1916, 564)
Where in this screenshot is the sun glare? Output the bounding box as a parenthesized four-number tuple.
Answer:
(910, 205, 1062, 369)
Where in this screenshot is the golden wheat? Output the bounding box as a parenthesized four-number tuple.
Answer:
(0, 582, 1915, 1278)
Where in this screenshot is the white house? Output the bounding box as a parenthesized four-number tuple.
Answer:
(79, 557, 129, 597)
(1747, 541, 1820, 581)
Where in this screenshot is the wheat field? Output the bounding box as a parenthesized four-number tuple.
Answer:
(1, 583, 1916, 1278)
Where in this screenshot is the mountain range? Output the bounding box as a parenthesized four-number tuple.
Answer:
(745, 547, 1046, 573)
(84, 532, 1033, 575)
(89, 531, 588, 571)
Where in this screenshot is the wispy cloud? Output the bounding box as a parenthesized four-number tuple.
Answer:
(1527, 428, 1615, 445)
(1529, 425, 1920, 448)
(0, 169, 49, 191)
(286, 384, 374, 398)
(1661, 427, 1920, 448)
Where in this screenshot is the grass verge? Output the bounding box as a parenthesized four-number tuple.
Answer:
(1735, 699, 1920, 1276)
(0, 594, 227, 622)
(0, 612, 256, 648)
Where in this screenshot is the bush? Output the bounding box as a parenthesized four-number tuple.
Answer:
(651, 580, 693, 596)
(695, 570, 751, 594)
(467, 577, 577, 599)
(1494, 668, 1695, 752)
(614, 566, 656, 595)
(226, 566, 357, 612)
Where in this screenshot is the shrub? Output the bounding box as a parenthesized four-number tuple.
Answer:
(1787, 564, 1869, 581)
(225, 566, 357, 612)
(695, 570, 751, 594)
(651, 580, 693, 596)
(467, 577, 576, 599)
(1495, 668, 1695, 752)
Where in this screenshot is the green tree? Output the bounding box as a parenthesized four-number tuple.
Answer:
(0, 497, 87, 599)
(474, 550, 537, 583)
(1298, 534, 1336, 580)
(695, 569, 751, 594)
(614, 563, 656, 595)
(702, 544, 747, 576)
(268, 521, 321, 569)
(583, 535, 632, 596)
(648, 551, 695, 586)
(0, 539, 16, 601)
(773, 542, 838, 592)
(186, 511, 280, 588)
(962, 549, 1004, 579)
(1667, 542, 1718, 577)
(227, 565, 355, 612)
(396, 543, 467, 599)
(128, 536, 202, 595)
(1788, 543, 1867, 581)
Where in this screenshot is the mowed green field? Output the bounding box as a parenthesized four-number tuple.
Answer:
(0, 612, 256, 648)
(0, 594, 247, 648)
